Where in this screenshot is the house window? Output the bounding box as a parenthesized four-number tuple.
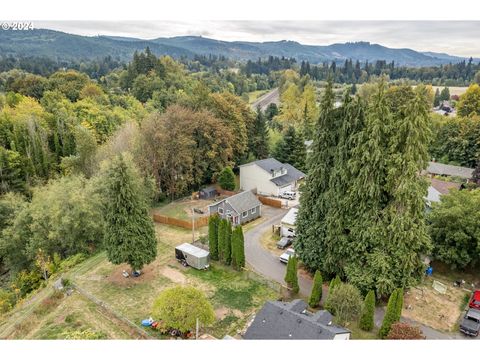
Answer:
(242, 211, 248, 218)
(226, 209, 231, 215)
(218, 208, 224, 215)
(251, 207, 256, 214)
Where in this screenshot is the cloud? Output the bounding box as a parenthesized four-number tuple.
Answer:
(35, 20, 480, 57)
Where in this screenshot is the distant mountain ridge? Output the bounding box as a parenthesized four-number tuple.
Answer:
(0, 29, 475, 67)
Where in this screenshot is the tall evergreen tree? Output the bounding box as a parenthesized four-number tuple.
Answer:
(359, 290, 376, 331)
(217, 218, 227, 262)
(250, 108, 270, 159)
(224, 220, 232, 265)
(379, 289, 400, 338)
(102, 154, 157, 271)
(295, 80, 338, 272)
(284, 255, 299, 294)
(296, 81, 432, 297)
(208, 214, 219, 260)
(231, 225, 245, 270)
(308, 270, 323, 308)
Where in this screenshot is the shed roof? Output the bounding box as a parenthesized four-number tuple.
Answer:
(243, 299, 350, 340)
(175, 243, 209, 258)
(427, 162, 474, 179)
(281, 208, 298, 226)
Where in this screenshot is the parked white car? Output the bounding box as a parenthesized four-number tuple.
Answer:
(279, 191, 296, 200)
(279, 248, 295, 264)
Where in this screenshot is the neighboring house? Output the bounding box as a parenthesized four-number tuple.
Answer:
(244, 299, 351, 340)
(239, 158, 306, 197)
(281, 207, 298, 237)
(425, 178, 461, 209)
(208, 190, 261, 226)
(426, 161, 474, 180)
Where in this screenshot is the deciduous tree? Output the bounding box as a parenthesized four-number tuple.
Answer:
(151, 286, 215, 333)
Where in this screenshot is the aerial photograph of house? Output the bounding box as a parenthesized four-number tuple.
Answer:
(208, 190, 262, 225)
(239, 158, 305, 197)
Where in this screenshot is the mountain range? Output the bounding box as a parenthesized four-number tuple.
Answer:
(0, 28, 475, 67)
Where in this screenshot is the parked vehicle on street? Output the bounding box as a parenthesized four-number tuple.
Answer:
(276, 237, 293, 249)
(459, 308, 480, 337)
(279, 248, 295, 264)
(279, 191, 296, 200)
(469, 290, 480, 310)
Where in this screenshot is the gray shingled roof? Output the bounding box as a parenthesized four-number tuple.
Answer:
(243, 158, 284, 173)
(244, 299, 350, 340)
(224, 190, 262, 214)
(241, 158, 305, 186)
(282, 163, 306, 180)
(427, 161, 474, 179)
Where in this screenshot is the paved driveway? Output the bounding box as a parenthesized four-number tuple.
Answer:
(244, 206, 314, 297)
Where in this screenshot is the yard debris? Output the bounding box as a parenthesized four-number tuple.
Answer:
(432, 280, 447, 294)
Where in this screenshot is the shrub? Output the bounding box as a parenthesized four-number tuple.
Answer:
(0, 289, 15, 314)
(308, 270, 323, 308)
(387, 322, 425, 339)
(359, 290, 375, 331)
(13, 270, 42, 298)
(218, 167, 236, 191)
(63, 328, 107, 340)
(324, 283, 363, 326)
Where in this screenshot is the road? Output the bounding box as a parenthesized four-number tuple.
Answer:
(244, 206, 476, 340)
(251, 88, 280, 112)
(244, 206, 314, 297)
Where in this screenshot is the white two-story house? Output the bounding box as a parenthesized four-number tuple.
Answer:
(239, 158, 305, 197)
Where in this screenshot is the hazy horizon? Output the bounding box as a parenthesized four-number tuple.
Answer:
(33, 20, 480, 58)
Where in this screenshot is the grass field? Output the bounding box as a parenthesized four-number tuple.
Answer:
(0, 223, 278, 339)
(153, 198, 215, 221)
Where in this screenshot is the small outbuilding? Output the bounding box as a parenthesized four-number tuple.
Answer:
(175, 243, 210, 270)
(199, 185, 218, 199)
(280, 207, 298, 237)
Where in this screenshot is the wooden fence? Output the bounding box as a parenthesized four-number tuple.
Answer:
(257, 196, 282, 208)
(152, 214, 210, 229)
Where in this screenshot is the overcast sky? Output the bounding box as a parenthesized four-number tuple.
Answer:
(36, 21, 480, 57)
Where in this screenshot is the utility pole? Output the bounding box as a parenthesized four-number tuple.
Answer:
(191, 207, 195, 243)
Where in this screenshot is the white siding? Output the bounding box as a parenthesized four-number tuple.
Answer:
(281, 224, 296, 237)
(240, 164, 280, 196)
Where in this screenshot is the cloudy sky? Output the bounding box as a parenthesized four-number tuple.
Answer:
(36, 21, 480, 57)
